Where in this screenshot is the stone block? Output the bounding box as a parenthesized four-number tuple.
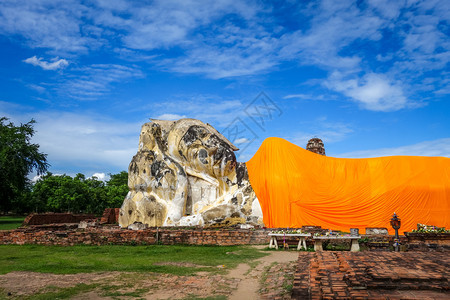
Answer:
(78, 219, 99, 229)
(127, 223, 149, 230)
(365, 227, 388, 235)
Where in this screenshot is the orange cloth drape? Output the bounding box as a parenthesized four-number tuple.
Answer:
(246, 137, 450, 234)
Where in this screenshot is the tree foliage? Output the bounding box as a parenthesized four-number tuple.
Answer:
(0, 117, 49, 212)
(29, 172, 128, 215)
(0, 117, 128, 215)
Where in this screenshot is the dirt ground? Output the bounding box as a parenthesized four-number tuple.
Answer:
(0, 246, 299, 299)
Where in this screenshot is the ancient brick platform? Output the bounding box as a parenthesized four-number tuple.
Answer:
(22, 213, 95, 226)
(292, 252, 450, 299)
(0, 226, 271, 246)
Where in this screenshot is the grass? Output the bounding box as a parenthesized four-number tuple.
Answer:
(259, 261, 277, 288)
(323, 243, 350, 251)
(0, 216, 25, 230)
(26, 283, 98, 300)
(0, 244, 267, 276)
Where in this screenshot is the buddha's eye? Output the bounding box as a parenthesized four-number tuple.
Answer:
(198, 149, 208, 164)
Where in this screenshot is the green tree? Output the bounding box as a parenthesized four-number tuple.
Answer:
(107, 171, 128, 187)
(30, 171, 128, 214)
(0, 117, 49, 213)
(105, 171, 128, 209)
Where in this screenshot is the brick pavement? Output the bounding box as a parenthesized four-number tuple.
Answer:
(292, 251, 450, 299)
(260, 259, 298, 299)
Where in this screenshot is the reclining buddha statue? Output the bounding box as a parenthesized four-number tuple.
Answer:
(120, 118, 450, 233)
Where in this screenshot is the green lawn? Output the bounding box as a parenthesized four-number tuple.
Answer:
(0, 216, 25, 230)
(0, 244, 267, 276)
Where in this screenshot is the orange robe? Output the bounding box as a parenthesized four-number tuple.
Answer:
(246, 137, 450, 234)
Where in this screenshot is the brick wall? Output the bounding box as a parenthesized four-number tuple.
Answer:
(1, 226, 448, 249)
(0, 226, 271, 246)
(404, 232, 450, 251)
(23, 213, 96, 226)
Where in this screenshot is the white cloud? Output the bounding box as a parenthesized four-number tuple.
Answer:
(149, 97, 246, 128)
(279, 1, 449, 110)
(27, 84, 46, 93)
(152, 113, 187, 121)
(91, 172, 109, 181)
(283, 94, 329, 101)
(30, 112, 140, 171)
(234, 138, 250, 144)
(0, 0, 95, 53)
(31, 174, 42, 183)
(290, 119, 354, 148)
(1, 0, 448, 110)
(0, 102, 141, 174)
(115, 1, 258, 50)
(337, 138, 450, 158)
(283, 94, 311, 100)
(278, 2, 382, 70)
(61, 64, 144, 100)
(167, 42, 278, 79)
(24, 56, 69, 70)
(326, 73, 408, 112)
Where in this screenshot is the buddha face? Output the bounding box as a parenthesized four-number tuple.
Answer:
(177, 125, 237, 178)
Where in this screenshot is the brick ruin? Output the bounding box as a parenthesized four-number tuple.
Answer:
(292, 251, 450, 299)
(22, 213, 96, 226)
(1, 214, 449, 251)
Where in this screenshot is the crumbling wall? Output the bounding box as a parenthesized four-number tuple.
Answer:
(22, 213, 95, 226)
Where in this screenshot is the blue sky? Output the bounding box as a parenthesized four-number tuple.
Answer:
(1, 0, 449, 180)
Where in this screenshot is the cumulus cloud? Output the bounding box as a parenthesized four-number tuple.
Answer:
(326, 73, 408, 112)
(23, 56, 69, 70)
(91, 172, 109, 181)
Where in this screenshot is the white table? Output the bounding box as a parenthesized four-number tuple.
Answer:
(312, 235, 361, 252)
(268, 233, 311, 250)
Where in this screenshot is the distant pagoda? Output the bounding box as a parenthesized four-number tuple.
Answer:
(306, 138, 326, 156)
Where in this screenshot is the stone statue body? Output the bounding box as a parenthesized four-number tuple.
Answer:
(119, 119, 263, 227)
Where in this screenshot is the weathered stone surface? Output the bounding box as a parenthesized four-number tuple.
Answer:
(366, 227, 389, 235)
(78, 219, 99, 229)
(119, 118, 262, 228)
(127, 222, 148, 230)
(306, 137, 326, 155)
